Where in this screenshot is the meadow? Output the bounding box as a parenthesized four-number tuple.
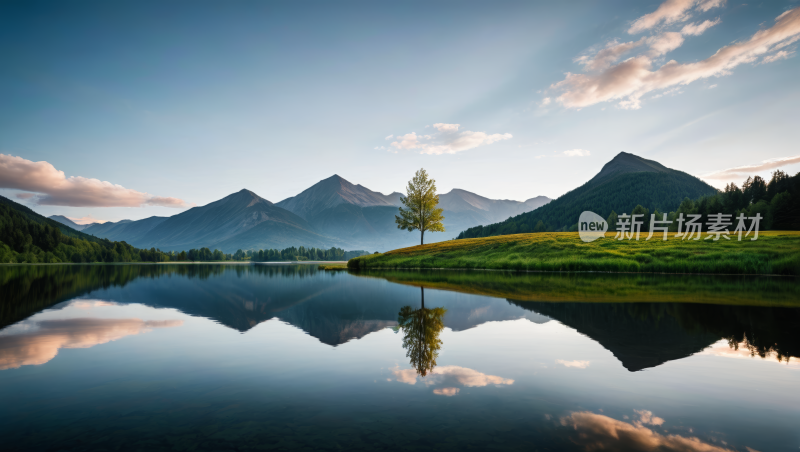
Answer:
(347, 231, 800, 276)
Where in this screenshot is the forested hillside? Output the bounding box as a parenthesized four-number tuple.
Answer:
(458, 153, 717, 238)
(0, 195, 171, 264)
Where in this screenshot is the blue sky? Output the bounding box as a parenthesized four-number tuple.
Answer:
(1, 0, 799, 223)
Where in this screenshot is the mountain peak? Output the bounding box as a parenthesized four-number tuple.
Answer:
(590, 152, 671, 183)
(276, 175, 395, 219)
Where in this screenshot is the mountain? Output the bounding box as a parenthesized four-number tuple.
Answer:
(275, 176, 550, 250)
(457, 152, 717, 238)
(83, 189, 342, 252)
(276, 175, 398, 219)
(438, 189, 551, 229)
(48, 215, 97, 231)
(83, 217, 167, 243)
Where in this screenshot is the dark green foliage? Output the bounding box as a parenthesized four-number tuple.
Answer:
(458, 170, 800, 239)
(458, 171, 716, 238)
(249, 246, 368, 262)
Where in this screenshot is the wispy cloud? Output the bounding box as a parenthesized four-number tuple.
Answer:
(563, 149, 590, 157)
(556, 359, 591, 368)
(0, 154, 191, 208)
(387, 123, 512, 155)
(702, 155, 800, 179)
(628, 0, 724, 34)
(551, 3, 800, 110)
(67, 215, 109, 225)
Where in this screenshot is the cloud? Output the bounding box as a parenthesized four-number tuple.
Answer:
(561, 411, 735, 452)
(15, 193, 34, 200)
(0, 154, 191, 208)
(702, 155, 800, 179)
(648, 32, 685, 56)
(388, 125, 512, 155)
(556, 359, 591, 368)
(552, 7, 800, 109)
(577, 38, 648, 71)
(541, 97, 552, 106)
(634, 409, 665, 426)
(761, 49, 794, 64)
(708, 84, 718, 88)
(432, 123, 460, 132)
(385, 134, 393, 140)
(391, 365, 514, 394)
(63, 215, 109, 225)
(433, 387, 459, 396)
(0, 318, 183, 370)
(628, 0, 724, 34)
(563, 149, 591, 157)
(681, 18, 721, 36)
(699, 339, 799, 366)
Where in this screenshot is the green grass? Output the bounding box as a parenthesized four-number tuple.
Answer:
(348, 231, 800, 276)
(318, 263, 349, 271)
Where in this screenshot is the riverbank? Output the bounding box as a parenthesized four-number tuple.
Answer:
(347, 231, 800, 276)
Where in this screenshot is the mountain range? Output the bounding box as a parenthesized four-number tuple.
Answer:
(45, 152, 716, 253)
(49, 174, 551, 252)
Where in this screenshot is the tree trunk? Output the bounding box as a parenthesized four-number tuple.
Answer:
(421, 229, 424, 245)
(420, 286, 425, 309)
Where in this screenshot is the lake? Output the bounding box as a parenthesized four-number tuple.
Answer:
(1, 264, 798, 451)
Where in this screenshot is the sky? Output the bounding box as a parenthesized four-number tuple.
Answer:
(1, 0, 799, 224)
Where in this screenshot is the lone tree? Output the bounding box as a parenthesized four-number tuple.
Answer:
(395, 169, 445, 245)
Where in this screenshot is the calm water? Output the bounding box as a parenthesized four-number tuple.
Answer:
(1, 264, 798, 452)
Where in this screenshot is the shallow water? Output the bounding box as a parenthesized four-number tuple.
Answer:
(0, 264, 798, 451)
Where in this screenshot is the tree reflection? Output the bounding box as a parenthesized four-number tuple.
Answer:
(397, 287, 446, 377)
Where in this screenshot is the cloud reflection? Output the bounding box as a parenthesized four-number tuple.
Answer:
(556, 359, 591, 369)
(700, 340, 798, 367)
(391, 365, 514, 395)
(0, 318, 183, 370)
(561, 410, 734, 452)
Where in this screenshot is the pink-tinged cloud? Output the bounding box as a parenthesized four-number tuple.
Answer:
(628, 0, 724, 34)
(66, 215, 109, 225)
(681, 18, 721, 36)
(561, 410, 735, 452)
(389, 124, 512, 155)
(553, 8, 800, 109)
(15, 193, 34, 200)
(702, 155, 800, 180)
(0, 154, 191, 208)
(0, 318, 183, 370)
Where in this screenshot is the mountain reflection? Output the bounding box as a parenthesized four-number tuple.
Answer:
(1, 264, 798, 373)
(397, 287, 446, 377)
(0, 318, 182, 370)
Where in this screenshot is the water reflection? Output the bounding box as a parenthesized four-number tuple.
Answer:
(397, 287, 446, 377)
(0, 317, 182, 370)
(0, 264, 798, 373)
(561, 411, 734, 452)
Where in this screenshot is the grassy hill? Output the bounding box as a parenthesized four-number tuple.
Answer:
(347, 231, 800, 276)
(457, 152, 717, 238)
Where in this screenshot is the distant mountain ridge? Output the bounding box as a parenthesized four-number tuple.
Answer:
(457, 152, 717, 238)
(48, 215, 96, 231)
(51, 178, 550, 253)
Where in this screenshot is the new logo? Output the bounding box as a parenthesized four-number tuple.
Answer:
(579, 211, 608, 243)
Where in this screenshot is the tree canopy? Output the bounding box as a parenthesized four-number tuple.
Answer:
(396, 169, 445, 245)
